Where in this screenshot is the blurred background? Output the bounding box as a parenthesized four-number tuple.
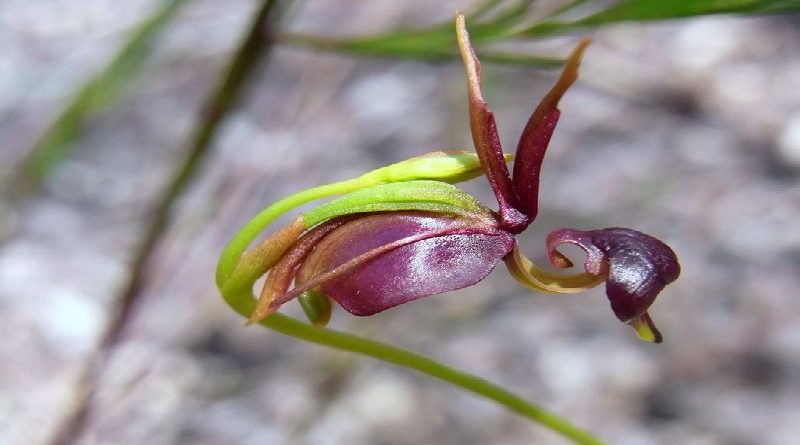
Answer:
(1, 1, 799, 444)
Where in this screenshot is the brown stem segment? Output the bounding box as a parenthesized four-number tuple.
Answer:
(225, 215, 305, 295)
(248, 217, 350, 324)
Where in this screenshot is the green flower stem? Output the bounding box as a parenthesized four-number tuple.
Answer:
(220, 287, 607, 445)
(216, 152, 493, 287)
(216, 177, 365, 286)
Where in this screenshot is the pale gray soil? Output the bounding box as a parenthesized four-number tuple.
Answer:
(1, 1, 799, 445)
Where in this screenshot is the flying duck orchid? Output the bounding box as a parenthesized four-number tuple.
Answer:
(215, 13, 680, 343)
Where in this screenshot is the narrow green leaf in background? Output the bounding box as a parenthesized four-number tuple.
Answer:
(16, 0, 189, 190)
(525, 0, 800, 35)
(282, 0, 800, 61)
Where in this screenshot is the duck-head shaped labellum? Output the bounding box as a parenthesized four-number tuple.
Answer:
(546, 228, 680, 343)
(236, 13, 680, 342)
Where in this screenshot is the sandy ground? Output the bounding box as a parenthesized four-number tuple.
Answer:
(1, 1, 799, 444)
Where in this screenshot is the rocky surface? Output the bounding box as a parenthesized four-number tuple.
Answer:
(1, 1, 799, 445)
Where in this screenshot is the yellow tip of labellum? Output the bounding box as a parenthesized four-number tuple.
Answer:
(630, 312, 663, 343)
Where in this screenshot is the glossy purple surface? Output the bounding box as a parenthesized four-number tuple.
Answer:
(297, 212, 515, 316)
(547, 227, 680, 322)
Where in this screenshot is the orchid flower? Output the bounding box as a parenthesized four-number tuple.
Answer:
(216, 13, 679, 343)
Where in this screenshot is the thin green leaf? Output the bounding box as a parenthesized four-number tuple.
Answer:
(575, 0, 800, 22)
(524, 0, 800, 35)
(278, 0, 556, 66)
(428, 0, 533, 34)
(17, 0, 190, 187)
(545, 0, 596, 18)
(281, 30, 563, 67)
(468, 0, 508, 20)
(478, 51, 564, 67)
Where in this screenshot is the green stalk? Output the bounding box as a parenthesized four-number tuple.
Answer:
(221, 287, 607, 445)
(215, 177, 367, 286)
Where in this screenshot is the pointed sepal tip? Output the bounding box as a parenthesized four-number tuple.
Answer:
(630, 312, 663, 343)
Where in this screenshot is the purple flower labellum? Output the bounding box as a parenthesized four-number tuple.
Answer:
(231, 13, 681, 343)
(294, 212, 515, 316)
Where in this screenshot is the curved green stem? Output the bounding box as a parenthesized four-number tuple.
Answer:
(221, 287, 607, 445)
(216, 177, 365, 286)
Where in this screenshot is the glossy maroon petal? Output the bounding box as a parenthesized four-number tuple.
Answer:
(295, 212, 515, 316)
(546, 227, 680, 322)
